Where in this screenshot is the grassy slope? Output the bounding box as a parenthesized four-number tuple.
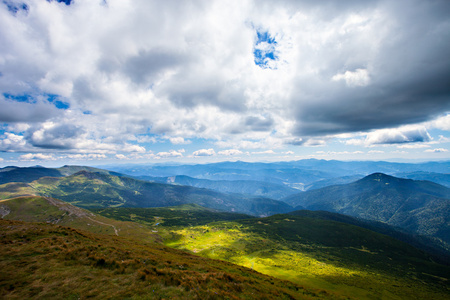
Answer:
(92, 203, 254, 227)
(0, 219, 343, 300)
(0, 196, 160, 243)
(94, 206, 450, 300)
(288, 210, 450, 264)
(0, 182, 35, 200)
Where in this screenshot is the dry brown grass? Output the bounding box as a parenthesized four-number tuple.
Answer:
(0, 219, 344, 299)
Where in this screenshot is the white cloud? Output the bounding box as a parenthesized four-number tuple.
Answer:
(115, 154, 127, 160)
(0, 133, 27, 151)
(218, 149, 243, 156)
(397, 144, 430, 149)
(192, 148, 216, 157)
(67, 153, 107, 160)
(169, 137, 190, 145)
(156, 150, 184, 158)
(332, 69, 370, 87)
(252, 150, 276, 155)
(345, 126, 432, 147)
(424, 148, 448, 153)
(19, 153, 56, 161)
(365, 127, 431, 145)
(429, 114, 450, 131)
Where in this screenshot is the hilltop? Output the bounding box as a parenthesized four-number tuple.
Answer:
(283, 173, 450, 249)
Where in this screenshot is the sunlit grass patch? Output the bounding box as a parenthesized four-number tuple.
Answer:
(1, 219, 324, 299)
(164, 219, 450, 300)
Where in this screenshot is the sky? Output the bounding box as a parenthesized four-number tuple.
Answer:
(0, 0, 449, 167)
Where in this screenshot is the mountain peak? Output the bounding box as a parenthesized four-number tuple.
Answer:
(360, 173, 399, 183)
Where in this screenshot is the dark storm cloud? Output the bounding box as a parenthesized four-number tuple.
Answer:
(284, 138, 305, 146)
(99, 48, 188, 86)
(155, 75, 247, 112)
(245, 115, 274, 132)
(0, 97, 59, 123)
(27, 124, 85, 150)
(291, 0, 450, 137)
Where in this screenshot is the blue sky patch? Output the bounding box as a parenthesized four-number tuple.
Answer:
(47, 0, 72, 5)
(254, 30, 278, 69)
(3, 1, 28, 15)
(3, 93, 70, 110)
(3, 93, 33, 103)
(47, 94, 70, 109)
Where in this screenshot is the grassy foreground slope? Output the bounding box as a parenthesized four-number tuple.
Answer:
(0, 196, 161, 243)
(0, 219, 343, 300)
(94, 206, 450, 299)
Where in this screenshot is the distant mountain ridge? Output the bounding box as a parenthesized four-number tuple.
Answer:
(0, 169, 293, 217)
(106, 159, 450, 192)
(135, 174, 300, 199)
(393, 171, 450, 188)
(283, 173, 450, 248)
(0, 165, 115, 185)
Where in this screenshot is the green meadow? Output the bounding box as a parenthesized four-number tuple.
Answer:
(95, 206, 450, 300)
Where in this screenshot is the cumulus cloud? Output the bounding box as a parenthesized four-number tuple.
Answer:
(0, 133, 28, 152)
(252, 150, 275, 155)
(365, 127, 431, 145)
(332, 69, 370, 87)
(429, 114, 450, 131)
(192, 148, 216, 157)
(345, 126, 432, 147)
(284, 138, 327, 147)
(67, 153, 107, 160)
(218, 149, 243, 156)
(0, 96, 60, 123)
(156, 150, 184, 159)
(169, 137, 190, 145)
(19, 153, 56, 161)
(424, 148, 448, 153)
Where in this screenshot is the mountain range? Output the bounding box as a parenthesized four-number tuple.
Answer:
(1, 163, 449, 247)
(0, 167, 292, 217)
(1, 161, 450, 299)
(106, 159, 450, 189)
